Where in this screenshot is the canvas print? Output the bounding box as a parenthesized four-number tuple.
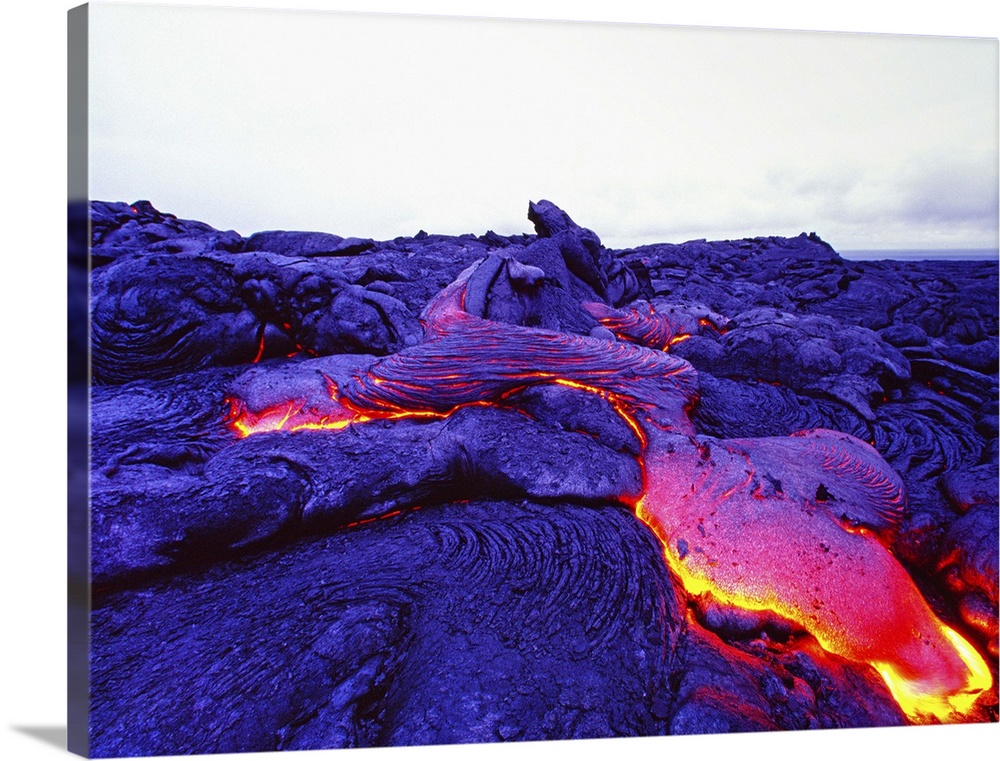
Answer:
(68, 3, 999, 757)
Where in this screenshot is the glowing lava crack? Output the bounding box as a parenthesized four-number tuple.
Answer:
(227, 260, 993, 723)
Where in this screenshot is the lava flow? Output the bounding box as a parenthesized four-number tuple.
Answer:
(226, 260, 994, 724)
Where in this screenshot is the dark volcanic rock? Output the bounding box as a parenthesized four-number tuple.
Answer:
(84, 198, 999, 754)
(670, 625, 906, 734)
(879, 323, 929, 348)
(460, 248, 603, 335)
(244, 229, 375, 257)
(529, 199, 640, 306)
(940, 464, 999, 515)
(91, 254, 262, 383)
(91, 500, 682, 755)
(89, 200, 645, 384)
(673, 306, 910, 421)
(90, 200, 243, 263)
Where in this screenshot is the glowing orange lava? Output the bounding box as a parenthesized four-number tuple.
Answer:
(225, 263, 994, 723)
(634, 429, 991, 723)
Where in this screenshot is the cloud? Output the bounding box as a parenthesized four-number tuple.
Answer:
(897, 158, 999, 227)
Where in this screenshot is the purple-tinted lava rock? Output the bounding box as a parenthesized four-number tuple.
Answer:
(75, 199, 999, 756)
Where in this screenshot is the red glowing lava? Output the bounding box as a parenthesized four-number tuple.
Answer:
(583, 301, 678, 350)
(251, 326, 267, 364)
(225, 261, 994, 723)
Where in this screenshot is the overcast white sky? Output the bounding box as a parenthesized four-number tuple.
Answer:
(87, 1, 998, 251)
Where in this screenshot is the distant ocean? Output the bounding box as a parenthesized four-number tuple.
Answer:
(839, 248, 1000, 262)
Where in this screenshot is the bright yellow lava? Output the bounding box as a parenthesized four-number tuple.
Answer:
(875, 626, 994, 723)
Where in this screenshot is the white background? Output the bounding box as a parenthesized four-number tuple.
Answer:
(2, 2, 999, 761)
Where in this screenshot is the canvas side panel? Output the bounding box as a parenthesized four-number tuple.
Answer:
(67, 4, 90, 757)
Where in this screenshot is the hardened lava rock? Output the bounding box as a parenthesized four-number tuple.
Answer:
(90, 499, 681, 756)
(84, 199, 999, 755)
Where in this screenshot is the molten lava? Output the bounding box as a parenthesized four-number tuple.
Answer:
(635, 429, 991, 723)
(583, 301, 678, 350)
(225, 260, 994, 723)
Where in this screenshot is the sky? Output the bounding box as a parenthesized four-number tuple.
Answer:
(87, 2, 998, 251)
